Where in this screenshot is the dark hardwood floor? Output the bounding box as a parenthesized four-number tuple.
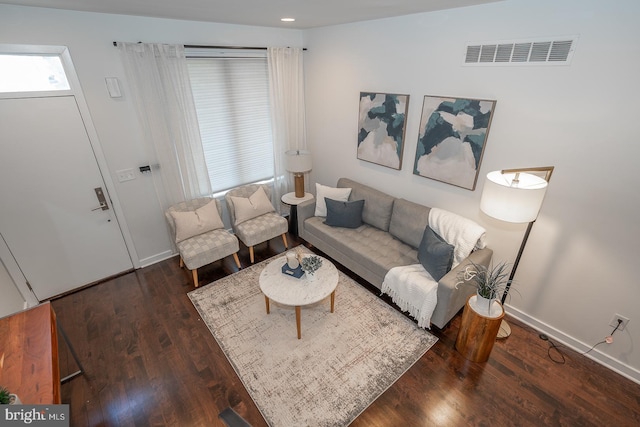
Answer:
(52, 234, 640, 426)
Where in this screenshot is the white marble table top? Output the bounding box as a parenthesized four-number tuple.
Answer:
(281, 192, 314, 205)
(259, 255, 338, 307)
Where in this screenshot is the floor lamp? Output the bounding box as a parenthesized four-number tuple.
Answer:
(285, 149, 312, 198)
(479, 166, 554, 338)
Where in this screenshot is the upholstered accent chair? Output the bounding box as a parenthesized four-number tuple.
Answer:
(165, 198, 241, 287)
(225, 184, 288, 263)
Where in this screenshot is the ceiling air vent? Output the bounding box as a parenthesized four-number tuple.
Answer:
(464, 36, 577, 66)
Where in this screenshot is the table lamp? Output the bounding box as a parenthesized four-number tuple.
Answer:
(480, 166, 554, 338)
(285, 149, 312, 198)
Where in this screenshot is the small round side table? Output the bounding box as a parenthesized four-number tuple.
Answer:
(281, 192, 314, 236)
(455, 295, 505, 362)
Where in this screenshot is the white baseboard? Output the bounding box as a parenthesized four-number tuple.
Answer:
(505, 305, 640, 385)
(138, 250, 176, 268)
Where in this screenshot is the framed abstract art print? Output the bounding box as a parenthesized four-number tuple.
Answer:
(357, 92, 409, 170)
(413, 95, 496, 190)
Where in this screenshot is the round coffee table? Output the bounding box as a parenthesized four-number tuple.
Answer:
(259, 254, 338, 339)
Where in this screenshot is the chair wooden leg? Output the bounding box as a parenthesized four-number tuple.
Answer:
(249, 246, 255, 263)
(179, 257, 184, 268)
(192, 269, 199, 287)
(281, 233, 288, 249)
(233, 253, 241, 269)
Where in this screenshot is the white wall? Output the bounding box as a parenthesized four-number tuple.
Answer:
(0, 259, 25, 318)
(303, 0, 640, 381)
(0, 4, 304, 266)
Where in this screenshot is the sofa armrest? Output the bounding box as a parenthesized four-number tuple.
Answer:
(296, 198, 317, 237)
(431, 247, 493, 329)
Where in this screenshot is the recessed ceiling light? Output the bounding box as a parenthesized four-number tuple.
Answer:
(281, 18, 296, 22)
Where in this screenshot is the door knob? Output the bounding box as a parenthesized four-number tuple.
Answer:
(92, 187, 110, 211)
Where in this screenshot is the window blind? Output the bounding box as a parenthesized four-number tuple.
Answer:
(187, 56, 274, 193)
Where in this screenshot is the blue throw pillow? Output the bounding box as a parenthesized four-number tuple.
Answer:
(418, 226, 454, 281)
(323, 198, 365, 229)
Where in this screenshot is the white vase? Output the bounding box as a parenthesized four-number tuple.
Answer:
(9, 393, 21, 405)
(475, 292, 496, 316)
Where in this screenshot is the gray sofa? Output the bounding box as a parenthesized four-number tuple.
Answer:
(297, 178, 493, 329)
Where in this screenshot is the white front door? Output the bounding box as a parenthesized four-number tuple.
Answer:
(0, 96, 133, 300)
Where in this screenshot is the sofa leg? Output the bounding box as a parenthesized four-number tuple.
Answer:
(281, 233, 288, 249)
(179, 257, 184, 268)
(192, 269, 199, 287)
(233, 253, 241, 269)
(249, 246, 255, 263)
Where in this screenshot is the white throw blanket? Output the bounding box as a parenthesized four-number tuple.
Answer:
(381, 208, 486, 329)
(428, 208, 486, 267)
(381, 264, 438, 329)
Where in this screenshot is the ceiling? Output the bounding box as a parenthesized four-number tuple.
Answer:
(1, 0, 503, 29)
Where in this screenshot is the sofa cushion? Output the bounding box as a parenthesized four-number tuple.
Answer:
(418, 226, 454, 281)
(389, 198, 431, 248)
(324, 198, 365, 229)
(315, 183, 352, 217)
(337, 178, 395, 231)
(304, 216, 417, 282)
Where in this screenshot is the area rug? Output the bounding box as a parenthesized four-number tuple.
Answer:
(188, 247, 438, 426)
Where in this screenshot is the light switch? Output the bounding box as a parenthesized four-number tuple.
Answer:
(116, 168, 136, 182)
(105, 77, 122, 98)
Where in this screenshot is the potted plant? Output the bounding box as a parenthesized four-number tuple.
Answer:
(456, 261, 512, 316)
(0, 386, 20, 405)
(301, 255, 323, 279)
(0, 387, 10, 405)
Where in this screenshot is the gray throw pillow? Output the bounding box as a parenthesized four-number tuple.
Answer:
(418, 226, 454, 281)
(323, 198, 365, 229)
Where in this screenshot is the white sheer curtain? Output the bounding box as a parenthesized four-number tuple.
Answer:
(118, 43, 212, 211)
(267, 47, 307, 208)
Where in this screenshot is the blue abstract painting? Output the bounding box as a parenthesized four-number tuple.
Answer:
(414, 96, 496, 190)
(357, 92, 409, 170)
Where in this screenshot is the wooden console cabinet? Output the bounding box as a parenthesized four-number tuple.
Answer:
(0, 302, 61, 404)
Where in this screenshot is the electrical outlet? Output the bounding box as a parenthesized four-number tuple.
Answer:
(609, 314, 630, 331)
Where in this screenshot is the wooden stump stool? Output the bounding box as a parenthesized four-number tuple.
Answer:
(455, 295, 505, 362)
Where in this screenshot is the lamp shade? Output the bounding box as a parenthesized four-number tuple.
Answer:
(480, 170, 548, 223)
(285, 149, 312, 173)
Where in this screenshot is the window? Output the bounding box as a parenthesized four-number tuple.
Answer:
(0, 54, 70, 93)
(187, 51, 274, 194)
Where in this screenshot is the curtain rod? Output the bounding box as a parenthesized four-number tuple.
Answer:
(112, 42, 306, 51)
